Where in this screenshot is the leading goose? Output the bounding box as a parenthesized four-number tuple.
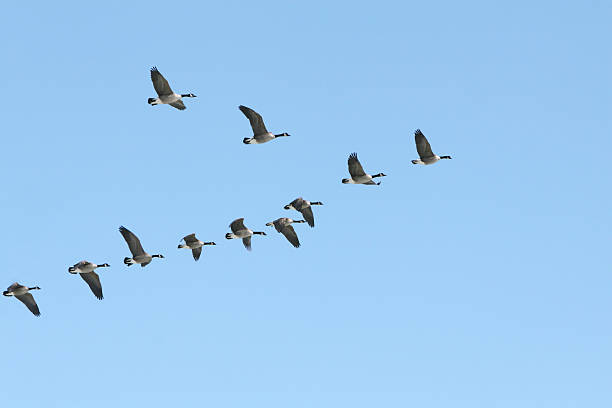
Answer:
(225, 218, 266, 251)
(178, 233, 216, 261)
(148, 66, 196, 110)
(3, 282, 41, 316)
(284, 197, 323, 227)
(342, 153, 386, 185)
(239, 105, 290, 144)
(411, 129, 451, 165)
(266, 218, 306, 248)
(68, 261, 109, 300)
(119, 226, 164, 267)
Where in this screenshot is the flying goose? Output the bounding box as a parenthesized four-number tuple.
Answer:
(266, 218, 306, 248)
(3, 283, 41, 316)
(68, 261, 109, 300)
(178, 233, 216, 261)
(284, 197, 323, 227)
(147, 67, 196, 110)
(225, 218, 266, 251)
(411, 129, 451, 165)
(119, 226, 164, 267)
(239, 105, 290, 144)
(342, 153, 386, 185)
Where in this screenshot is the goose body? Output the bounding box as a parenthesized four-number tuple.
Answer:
(342, 153, 386, 185)
(225, 218, 266, 251)
(178, 233, 216, 261)
(148, 67, 196, 110)
(119, 226, 164, 267)
(266, 217, 306, 248)
(68, 261, 109, 300)
(284, 197, 323, 227)
(3, 282, 41, 316)
(239, 105, 290, 144)
(411, 129, 451, 165)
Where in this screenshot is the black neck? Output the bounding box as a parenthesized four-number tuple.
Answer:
(311, 201, 323, 205)
(28, 286, 40, 291)
(440, 155, 451, 159)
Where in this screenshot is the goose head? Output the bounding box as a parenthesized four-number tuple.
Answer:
(98, 263, 110, 267)
(68, 266, 77, 274)
(283, 204, 291, 210)
(152, 254, 165, 259)
(181, 93, 196, 98)
(275, 133, 290, 137)
(342, 178, 350, 184)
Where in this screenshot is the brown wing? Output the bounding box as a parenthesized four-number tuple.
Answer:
(80, 272, 103, 300)
(280, 225, 300, 248)
(150, 66, 174, 96)
(348, 153, 367, 177)
(242, 236, 252, 251)
(15, 293, 40, 316)
(183, 233, 198, 244)
(230, 218, 247, 233)
(300, 206, 315, 227)
(415, 129, 435, 159)
(119, 226, 146, 257)
(192, 247, 202, 261)
(239, 105, 268, 135)
(169, 100, 186, 110)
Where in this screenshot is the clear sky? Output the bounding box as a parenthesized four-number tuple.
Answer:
(1, 1, 610, 407)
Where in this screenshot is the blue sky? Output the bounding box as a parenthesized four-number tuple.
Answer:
(1, 1, 611, 407)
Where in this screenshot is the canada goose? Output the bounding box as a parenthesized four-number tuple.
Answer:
(147, 67, 196, 110)
(225, 218, 266, 251)
(284, 197, 323, 227)
(178, 233, 216, 261)
(266, 218, 306, 248)
(342, 153, 386, 185)
(411, 129, 451, 165)
(3, 283, 41, 316)
(119, 226, 164, 267)
(68, 261, 109, 300)
(239, 105, 290, 144)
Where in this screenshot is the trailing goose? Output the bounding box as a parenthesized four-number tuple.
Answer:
(3, 282, 41, 316)
(225, 218, 266, 251)
(266, 218, 306, 248)
(147, 66, 196, 110)
(119, 226, 164, 267)
(342, 153, 386, 185)
(239, 105, 290, 144)
(411, 129, 451, 165)
(68, 261, 109, 300)
(178, 233, 216, 261)
(284, 197, 323, 227)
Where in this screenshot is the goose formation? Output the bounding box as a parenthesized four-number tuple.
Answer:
(4, 66, 452, 316)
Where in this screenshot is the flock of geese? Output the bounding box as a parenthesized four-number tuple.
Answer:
(3, 67, 452, 316)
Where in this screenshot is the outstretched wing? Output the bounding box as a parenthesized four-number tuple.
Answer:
(80, 272, 103, 300)
(281, 225, 300, 248)
(119, 226, 146, 257)
(192, 247, 202, 261)
(242, 236, 252, 251)
(239, 105, 268, 135)
(15, 293, 40, 316)
(150, 67, 174, 97)
(230, 218, 247, 234)
(182, 233, 198, 244)
(348, 153, 367, 177)
(300, 206, 315, 227)
(169, 100, 186, 110)
(415, 129, 435, 159)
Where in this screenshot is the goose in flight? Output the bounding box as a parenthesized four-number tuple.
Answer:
(119, 226, 164, 267)
(239, 105, 290, 144)
(68, 261, 109, 300)
(178, 233, 216, 261)
(3, 282, 41, 316)
(411, 129, 451, 165)
(225, 218, 266, 251)
(147, 66, 196, 110)
(342, 153, 386, 185)
(284, 197, 323, 227)
(266, 217, 306, 248)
